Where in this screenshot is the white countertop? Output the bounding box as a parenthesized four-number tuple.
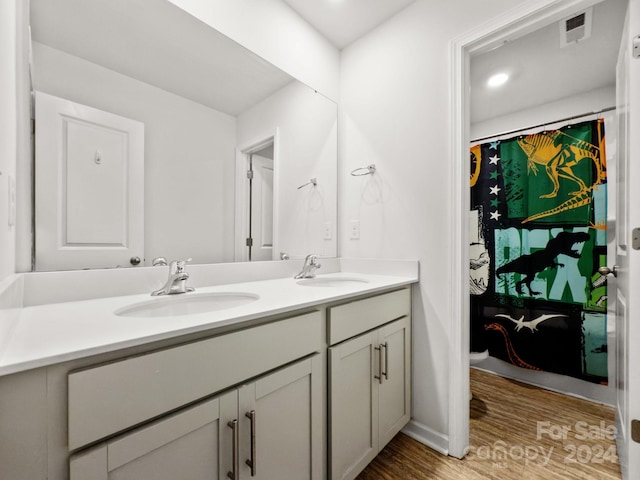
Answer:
(0, 270, 417, 376)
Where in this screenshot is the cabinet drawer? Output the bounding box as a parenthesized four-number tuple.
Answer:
(327, 288, 410, 346)
(68, 311, 322, 450)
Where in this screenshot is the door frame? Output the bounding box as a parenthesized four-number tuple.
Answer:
(234, 129, 280, 262)
(449, 0, 607, 458)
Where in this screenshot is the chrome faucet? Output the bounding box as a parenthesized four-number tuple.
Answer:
(151, 258, 195, 296)
(294, 254, 322, 279)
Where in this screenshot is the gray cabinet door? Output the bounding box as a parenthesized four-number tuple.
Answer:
(69, 393, 234, 480)
(378, 316, 411, 449)
(329, 316, 411, 480)
(329, 331, 379, 480)
(238, 355, 322, 480)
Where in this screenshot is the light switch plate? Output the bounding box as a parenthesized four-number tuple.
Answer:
(350, 220, 360, 240)
(323, 222, 332, 240)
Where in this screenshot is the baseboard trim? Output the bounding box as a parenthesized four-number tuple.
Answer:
(402, 420, 449, 456)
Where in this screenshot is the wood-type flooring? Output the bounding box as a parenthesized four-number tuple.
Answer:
(356, 368, 621, 480)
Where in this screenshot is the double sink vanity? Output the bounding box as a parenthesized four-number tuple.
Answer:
(0, 258, 418, 480)
(9, 2, 419, 479)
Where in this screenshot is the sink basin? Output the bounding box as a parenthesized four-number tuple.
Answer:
(115, 292, 260, 318)
(296, 277, 369, 287)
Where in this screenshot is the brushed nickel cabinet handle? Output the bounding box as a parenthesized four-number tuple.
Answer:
(382, 342, 389, 380)
(245, 410, 257, 476)
(374, 345, 383, 384)
(227, 419, 238, 480)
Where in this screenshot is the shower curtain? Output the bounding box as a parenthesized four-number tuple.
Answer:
(470, 119, 608, 384)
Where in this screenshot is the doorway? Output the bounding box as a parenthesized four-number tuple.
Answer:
(450, 0, 626, 461)
(235, 132, 278, 262)
(469, 0, 622, 399)
(247, 143, 274, 261)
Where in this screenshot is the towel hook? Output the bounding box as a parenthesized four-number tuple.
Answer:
(351, 164, 376, 176)
(297, 178, 317, 189)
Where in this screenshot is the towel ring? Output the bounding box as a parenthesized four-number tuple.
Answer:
(351, 164, 376, 176)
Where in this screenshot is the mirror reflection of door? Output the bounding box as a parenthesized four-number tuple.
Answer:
(248, 143, 274, 261)
(35, 92, 144, 271)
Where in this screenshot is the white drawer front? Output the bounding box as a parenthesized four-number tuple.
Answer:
(327, 288, 410, 346)
(68, 311, 322, 450)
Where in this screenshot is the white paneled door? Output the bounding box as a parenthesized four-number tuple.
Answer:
(250, 154, 274, 261)
(614, 1, 640, 478)
(35, 92, 144, 271)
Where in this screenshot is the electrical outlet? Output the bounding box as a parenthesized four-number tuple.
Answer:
(350, 220, 360, 240)
(323, 222, 332, 240)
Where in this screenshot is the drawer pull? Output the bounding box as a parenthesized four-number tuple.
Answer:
(245, 410, 257, 476)
(374, 345, 383, 384)
(227, 419, 238, 480)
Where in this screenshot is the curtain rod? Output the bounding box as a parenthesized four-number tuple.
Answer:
(470, 106, 616, 144)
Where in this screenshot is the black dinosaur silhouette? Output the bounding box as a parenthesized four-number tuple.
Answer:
(496, 231, 590, 296)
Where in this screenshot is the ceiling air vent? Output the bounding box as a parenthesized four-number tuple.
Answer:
(560, 8, 592, 47)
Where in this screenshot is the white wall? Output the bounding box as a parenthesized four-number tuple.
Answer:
(32, 43, 237, 266)
(237, 81, 338, 259)
(471, 85, 615, 140)
(167, 0, 340, 102)
(15, 0, 31, 274)
(339, 0, 531, 452)
(0, 0, 18, 282)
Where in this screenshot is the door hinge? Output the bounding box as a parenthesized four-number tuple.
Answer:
(246, 237, 253, 247)
(31, 118, 35, 135)
(633, 228, 640, 250)
(633, 35, 640, 59)
(632, 419, 640, 443)
(246, 170, 254, 180)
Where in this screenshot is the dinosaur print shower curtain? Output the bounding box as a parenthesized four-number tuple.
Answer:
(470, 119, 608, 384)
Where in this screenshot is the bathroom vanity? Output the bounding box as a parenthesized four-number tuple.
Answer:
(68, 310, 323, 480)
(0, 262, 417, 480)
(7, 1, 415, 478)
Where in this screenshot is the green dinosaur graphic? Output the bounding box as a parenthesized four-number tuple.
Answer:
(515, 127, 606, 224)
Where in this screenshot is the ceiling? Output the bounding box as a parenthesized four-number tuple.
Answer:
(31, 0, 293, 116)
(282, 0, 417, 49)
(470, 0, 627, 125)
(31, 0, 626, 122)
(31, 0, 418, 114)
(281, 0, 626, 126)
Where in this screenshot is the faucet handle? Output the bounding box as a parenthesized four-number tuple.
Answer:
(309, 254, 320, 267)
(171, 258, 192, 273)
(294, 254, 321, 279)
(305, 254, 321, 270)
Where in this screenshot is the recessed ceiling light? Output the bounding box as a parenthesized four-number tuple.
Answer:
(487, 72, 509, 88)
